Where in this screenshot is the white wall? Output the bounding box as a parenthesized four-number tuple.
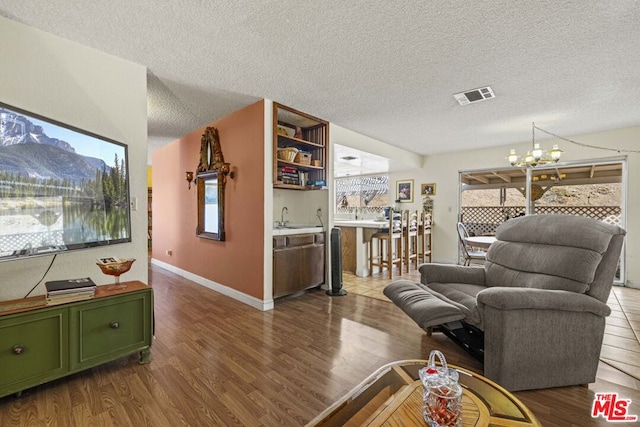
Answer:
(388, 169, 433, 213)
(0, 17, 148, 300)
(331, 124, 422, 169)
(273, 189, 329, 227)
(423, 126, 640, 286)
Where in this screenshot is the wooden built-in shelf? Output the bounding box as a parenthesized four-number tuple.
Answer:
(277, 134, 324, 149)
(277, 159, 324, 170)
(273, 182, 326, 191)
(273, 103, 328, 190)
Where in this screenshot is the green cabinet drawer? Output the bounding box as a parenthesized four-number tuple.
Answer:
(0, 309, 68, 394)
(69, 290, 152, 370)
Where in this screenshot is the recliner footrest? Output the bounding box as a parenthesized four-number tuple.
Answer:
(383, 280, 466, 329)
(439, 321, 484, 362)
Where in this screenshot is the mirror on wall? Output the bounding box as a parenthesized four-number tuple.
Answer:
(196, 171, 225, 241)
(193, 126, 234, 241)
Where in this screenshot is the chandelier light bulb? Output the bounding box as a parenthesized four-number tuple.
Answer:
(507, 149, 519, 166)
(524, 151, 534, 165)
(532, 143, 543, 161)
(549, 144, 563, 162)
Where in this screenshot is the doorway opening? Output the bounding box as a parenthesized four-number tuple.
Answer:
(458, 157, 626, 283)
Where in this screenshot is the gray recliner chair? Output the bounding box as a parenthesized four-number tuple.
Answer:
(384, 214, 626, 391)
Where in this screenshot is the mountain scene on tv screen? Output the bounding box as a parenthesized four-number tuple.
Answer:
(0, 107, 127, 207)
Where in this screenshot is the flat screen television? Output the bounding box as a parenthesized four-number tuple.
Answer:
(0, 102, 131, 261)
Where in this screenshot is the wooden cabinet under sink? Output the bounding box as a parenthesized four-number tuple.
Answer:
(273, 232, 325, 298)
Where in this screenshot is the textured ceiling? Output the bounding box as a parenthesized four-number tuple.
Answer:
(1, 1, 639, 165)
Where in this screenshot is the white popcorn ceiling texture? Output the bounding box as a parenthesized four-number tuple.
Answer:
(1, 0, 639, 163)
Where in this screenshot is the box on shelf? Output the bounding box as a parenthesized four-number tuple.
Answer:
(295, 151, 312, 165)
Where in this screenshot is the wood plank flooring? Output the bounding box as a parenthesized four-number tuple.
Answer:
(0, 263, 639, 426)
(602, 286, 640, 380)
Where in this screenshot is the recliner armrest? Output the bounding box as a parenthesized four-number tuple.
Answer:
(477, 287, 611, 317)
(419, 263, 486, 286)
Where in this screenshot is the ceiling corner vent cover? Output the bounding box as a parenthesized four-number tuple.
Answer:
(454, 86, 495, 105)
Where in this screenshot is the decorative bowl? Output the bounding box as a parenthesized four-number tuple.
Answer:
(96, 258, 136, 290)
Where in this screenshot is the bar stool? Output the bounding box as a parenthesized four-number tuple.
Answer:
(403, 210, 419, 272)
(418, 211, 432, 264)
(369, 211, 403, 279)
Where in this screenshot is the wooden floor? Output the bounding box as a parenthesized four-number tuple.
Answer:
(1, 263, 639, 426)
(602, 286, 640, 380)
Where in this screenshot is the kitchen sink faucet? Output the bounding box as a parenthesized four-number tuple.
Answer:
(280, 206, 288, 226)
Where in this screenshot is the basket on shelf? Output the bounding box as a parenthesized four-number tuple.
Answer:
(278, 147, 298, 162)
(294, 151, 312, 165)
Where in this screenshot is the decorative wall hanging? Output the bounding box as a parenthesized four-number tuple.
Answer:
(194, 126, 235, 241)
(396, 179, 414, 203)
(421, 183, 436, 196)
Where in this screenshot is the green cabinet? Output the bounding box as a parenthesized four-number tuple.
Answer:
(0, 282, 152, 398)
(0, 309, 68, 395)
(69, 289, 152, 370)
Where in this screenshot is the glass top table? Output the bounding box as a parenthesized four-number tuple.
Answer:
(306, 359, 540, 427)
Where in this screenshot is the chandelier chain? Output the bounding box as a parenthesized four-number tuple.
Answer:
(533, 125, 640, 154)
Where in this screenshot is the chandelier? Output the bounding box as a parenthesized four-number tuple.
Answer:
(507, 122, 563, 167)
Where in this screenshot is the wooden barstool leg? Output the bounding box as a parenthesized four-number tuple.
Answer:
(398, 236, 403, 277)
(380, 238, 385, 276)
(404, 232, 409, 273)
(369, 239, 374, 276)
(387, 239, 393, 279)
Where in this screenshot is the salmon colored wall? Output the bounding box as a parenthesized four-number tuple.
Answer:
(152, 101, 265, 299)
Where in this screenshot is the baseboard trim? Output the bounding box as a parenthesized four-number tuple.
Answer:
(625, 280, 640, 289)
(150, 258, 274, 311)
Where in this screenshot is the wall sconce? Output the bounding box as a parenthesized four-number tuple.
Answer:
(186, 171, 195, 189)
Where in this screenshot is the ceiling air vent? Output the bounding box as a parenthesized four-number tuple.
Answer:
(453, 86, 495, 106)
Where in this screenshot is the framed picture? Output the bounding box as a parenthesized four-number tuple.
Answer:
(396, 179, 414, 203)
(421, 183, 436, 196)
